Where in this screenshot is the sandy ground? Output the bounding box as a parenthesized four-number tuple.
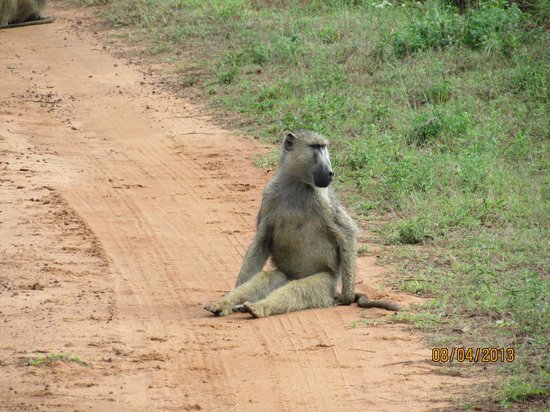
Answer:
(0, 2, 474, 411)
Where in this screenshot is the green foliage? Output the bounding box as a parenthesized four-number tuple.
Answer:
(24, 353, 86, 367)
(385, 219, 429, 244)
(389, 0, 526, 57)
(407, 105, 472, 147)
(217, 54, 240, 84)
(425, 80, 454, 104)
(391, 3, 463, 56)
(522, 0, 550, 25)
(463, 1, 522, 50)
(500, 373, 550, 405)
(407, 107, 446, 146)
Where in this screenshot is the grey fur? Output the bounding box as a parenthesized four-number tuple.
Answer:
(0, 0, 51, 28)
(204, 130, 358, 318)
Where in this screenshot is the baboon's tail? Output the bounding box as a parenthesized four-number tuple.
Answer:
(1, 16, 55, 29)
(355, 293, 401, 312)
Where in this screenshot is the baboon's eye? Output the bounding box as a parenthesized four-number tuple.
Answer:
(310, 144, 325, 150)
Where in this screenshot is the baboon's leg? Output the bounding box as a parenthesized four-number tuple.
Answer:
(203, 270, 288, 316)
(242, 272, 336, 318)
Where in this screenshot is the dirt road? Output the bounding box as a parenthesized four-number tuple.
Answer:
(0, 3, 470, 410)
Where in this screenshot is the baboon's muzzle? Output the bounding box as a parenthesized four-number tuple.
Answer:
(313, 166, 334, 188)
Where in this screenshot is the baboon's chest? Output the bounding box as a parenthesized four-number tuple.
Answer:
(270, 211, 337, 278)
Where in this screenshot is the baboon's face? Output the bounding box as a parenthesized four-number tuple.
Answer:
(310, 144, 334, 187)
(282, 132, 334, 188)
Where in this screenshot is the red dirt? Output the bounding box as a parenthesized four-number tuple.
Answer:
(0, 3, 472, 410)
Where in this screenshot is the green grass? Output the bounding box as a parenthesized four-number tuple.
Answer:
(24, 353, 87, 367)
(74, 0, 549, 408)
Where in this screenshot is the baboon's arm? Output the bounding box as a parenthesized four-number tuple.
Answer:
(330, 212, 357, 305)
(235, 220, 271, 287)
(336, 242, 356, 305)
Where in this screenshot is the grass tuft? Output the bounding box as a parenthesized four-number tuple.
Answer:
(24, 353, 87, 367)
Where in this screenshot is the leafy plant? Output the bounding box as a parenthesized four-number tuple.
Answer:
(24, 353, 87, 367)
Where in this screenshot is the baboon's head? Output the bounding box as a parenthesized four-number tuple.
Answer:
(280, 131, 334, 188)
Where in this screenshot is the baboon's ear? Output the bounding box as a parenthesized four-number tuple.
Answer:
(284, 132, 296, 151)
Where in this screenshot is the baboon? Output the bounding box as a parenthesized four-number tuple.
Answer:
(0, 0, 55, 29)
(204, 130, 400, 318)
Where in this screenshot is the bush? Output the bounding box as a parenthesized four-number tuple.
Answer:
(406, 105, 471, 148)
(391, 0, 525, 57)
(385, 219, 429, 244)
(463, 0, 522, 53)
(392, 3, 463, 56)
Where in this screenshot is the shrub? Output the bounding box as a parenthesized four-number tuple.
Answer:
(463, 0, 523, 53)
(391, 3, 463, 56)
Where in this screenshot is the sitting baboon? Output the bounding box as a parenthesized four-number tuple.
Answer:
(204, 130, 400, 318)
(0, 0, 54, 28)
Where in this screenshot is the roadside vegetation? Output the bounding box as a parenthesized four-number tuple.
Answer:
(74, 0, 548, 408)
(23, 353, 87, 367)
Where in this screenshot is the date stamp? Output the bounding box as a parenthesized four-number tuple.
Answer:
(432, 347, 515, 363)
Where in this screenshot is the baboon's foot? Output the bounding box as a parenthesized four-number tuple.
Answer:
(232, 304, 247, 313)
(242, 302, 268, 318)
(203, 301, 232, 316)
